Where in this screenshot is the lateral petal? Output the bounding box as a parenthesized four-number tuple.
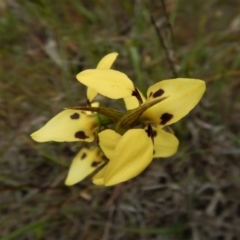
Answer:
(65, 148, 105, 186)
(141, 79, 206, 126)
(98, 129, 121, 159)
(153, 127, 179, 158)
(104, 129, 153, 186)
(76, 69, 135, 99)
(87, 88, 98, 103)
(31, 110, 99, 142)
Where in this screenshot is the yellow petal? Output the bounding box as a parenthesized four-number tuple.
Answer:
(123, 89, 146, 110)
(91, 102, 100, 107)
(104, 129, 153, 186)
(141, 78, 206, 125)
(153, 127, 179, 158)
(92, 165, 107, 185)
(87, 88, 98, 103)
(96, 52, 118, 69)
(76, 69, 135, 99)
(65, 148, 105, 186)
(87, 53, 119, 102)
(31, 110, 99, 142)
(98, 129, 121, 159)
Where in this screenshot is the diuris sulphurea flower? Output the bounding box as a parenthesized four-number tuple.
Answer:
(31, 52, 206, 187)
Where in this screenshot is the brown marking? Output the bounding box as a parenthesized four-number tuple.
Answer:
(152, 89, 164, 98)
(160, 113, 173, 125)
(152, 130, 157, 138)
(75, 131, 88, 139)
(132, 88, 143, 104)
(91, 161, 101, 167)
(149, 92, 153, 98)
(145, 124, 152, 137)
(86, 99, 91, 106)
(70, 113, 80, 119)
(145, 125, 155, 144)
(80, 152, 87, 160)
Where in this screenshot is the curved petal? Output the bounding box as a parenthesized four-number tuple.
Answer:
(87, 88, 98, 103)
(76, 69, 135, 99)
(87, 53, 119, 102)
(153, 127, 179, 158)
(96, 52, 118, 69)
(141, 79, 206, 126)
(123, 89, 146, 110)
(65, 148, 105, 186)
(98, 129, 121, 159)
(92, 165, 107, 185)
(104, 129, 153, 186)
(31, 109, 99, 142)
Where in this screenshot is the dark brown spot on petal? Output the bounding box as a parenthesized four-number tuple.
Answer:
(86, 99, 91, 106)
(153, 149, 155, 155)
(145, 124, 155, 144)
(132, 88, 143, 104)
(91, 161, 101, 167)
(145, 124, 152, 137)
(80, 152, 87, 160)
(75, 131, 88, 139)
(152, 130, 157, 138)
(70, 113, 80, 119)
(160, 113, 173, 125)
(153, 89, 164, 98)
(149, 92, 153, 98)
(102, 155, 108, 161)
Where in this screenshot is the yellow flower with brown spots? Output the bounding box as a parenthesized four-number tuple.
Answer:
(31, 52, 206, 187)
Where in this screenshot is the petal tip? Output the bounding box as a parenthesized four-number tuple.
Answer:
(30, 131, 44, 142)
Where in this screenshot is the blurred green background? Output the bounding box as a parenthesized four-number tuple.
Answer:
(1, 0, 240, 239)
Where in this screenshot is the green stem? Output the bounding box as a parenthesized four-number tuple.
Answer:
(98, 114, 113, 126)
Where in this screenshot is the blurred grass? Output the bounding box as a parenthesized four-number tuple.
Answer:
(1, 0, 240, 239)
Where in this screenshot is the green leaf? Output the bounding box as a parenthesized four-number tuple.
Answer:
(1, 218, 48, 240)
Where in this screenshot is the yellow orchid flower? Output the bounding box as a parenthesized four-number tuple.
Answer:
(31, 52, 206, 187)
